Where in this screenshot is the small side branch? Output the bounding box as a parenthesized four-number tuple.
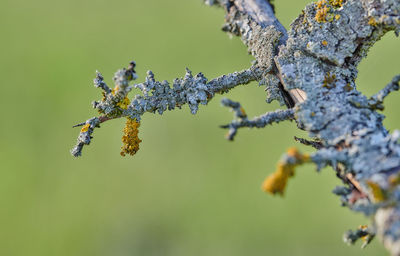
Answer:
(294, 136, 323, 149)
(220, 98, 294, 140)
(369, 74, 400, 110)
(343, 225, 375, 249)
(71, 117, 100, 157)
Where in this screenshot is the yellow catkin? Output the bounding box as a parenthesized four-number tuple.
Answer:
(120, 118, 142, 157)
(80, 124, 90, 133)
(366, 181, 385, 202)
(262, 148, 310, 195)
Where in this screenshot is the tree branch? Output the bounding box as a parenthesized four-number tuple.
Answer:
(220, 98, 294, 140)
(369, 74, 400, 110)
(71, 65, 262, 156)
(71, 0, 400, 254)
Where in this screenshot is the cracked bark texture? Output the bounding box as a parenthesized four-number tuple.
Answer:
(72, 0, 400, 254)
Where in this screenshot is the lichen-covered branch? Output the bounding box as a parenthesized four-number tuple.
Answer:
(369, 74, 400, 110)
(220, 98, 294, 140)
(294, 136, 323, 149)
(71, 64, 261, 156)
(71, 117, 101, 157)
(343, 225, 375, 248)
(71, 0, 400, 254)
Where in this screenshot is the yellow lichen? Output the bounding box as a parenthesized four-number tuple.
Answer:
(111, 86, 120, 96)
(80, 124, 90, 133)
(315, 5, 330, 23)
(368, 17, 378, 26)
(120, 118, 142, 157)
(322, 40, 328, 46)
(315, 0, 342, 23)
(389, 173, 400, 186)
(329, 0, 343, 8)
(358, 225, 371, 242)
(302, 10, 308, 25)
(116, 96, 131, 110)
(110, 84, 131, 110)
(366, 181, 386, 202)
(239, 107, 247, 117)
(322, 73, 337, 88)
(316, 0, 327, 8)
(262, 148, 310, 195)
(344, 83, 353, 92)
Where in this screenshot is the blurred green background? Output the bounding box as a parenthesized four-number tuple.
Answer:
(0, 0, 399, 255)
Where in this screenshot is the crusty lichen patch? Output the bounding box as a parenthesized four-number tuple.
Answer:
(329, 0, 343, 8)
(315, 0, 330, 23)
(80, 123, 90, 133)
(116, 96, 130, 110)
(368, 17, 378, 26)
(315, 0, 343, 23)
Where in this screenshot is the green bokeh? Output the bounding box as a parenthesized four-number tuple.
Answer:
(0, 0, 398, 255)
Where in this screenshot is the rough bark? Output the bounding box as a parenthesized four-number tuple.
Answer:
(72, 0, 400, 254)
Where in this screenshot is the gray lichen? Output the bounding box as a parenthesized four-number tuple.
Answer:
(259, 73, 287, 105)
(220, 98, 294, 140)
(71, 117, 100, 157)
(369, 74, 400, 110)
